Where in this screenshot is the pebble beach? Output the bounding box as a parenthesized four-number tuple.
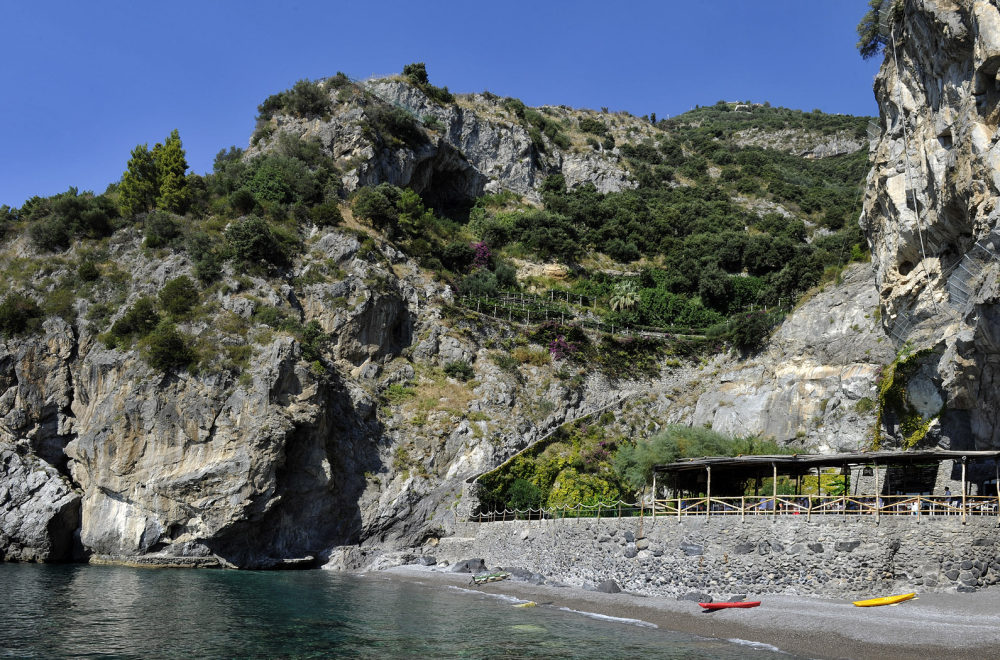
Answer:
(382, 565, 1000, 659)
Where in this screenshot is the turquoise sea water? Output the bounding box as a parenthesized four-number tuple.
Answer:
(0, 564, 796, 659)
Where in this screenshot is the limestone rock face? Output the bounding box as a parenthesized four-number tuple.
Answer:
(686, 264, 895, 451)
(248, 78, 635, 205)
(0, 228, 892, 566)
(861, 0, 1000, 448)
(733, 127, 867, 159)
(0, 443, 80, 562)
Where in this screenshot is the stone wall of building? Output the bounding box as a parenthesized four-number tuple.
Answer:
(440, 514, 1000, 598)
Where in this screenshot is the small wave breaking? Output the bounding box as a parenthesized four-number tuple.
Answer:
(557, 607, 658, 628)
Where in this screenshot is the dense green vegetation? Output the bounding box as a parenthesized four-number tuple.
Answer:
(464, 101, 869, 349)
(477, 422, 791, 512)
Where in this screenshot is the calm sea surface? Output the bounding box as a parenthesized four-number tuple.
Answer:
(0, 563, 797, 659)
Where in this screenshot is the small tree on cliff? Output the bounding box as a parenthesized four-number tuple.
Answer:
(118, 144, 158, 217)
(153, 129, 189, 213)
(118, 130, 189, 217)
(857, 0, 901, 60)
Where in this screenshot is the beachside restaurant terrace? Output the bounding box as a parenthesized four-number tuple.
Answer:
(652, 450, 1000, 522)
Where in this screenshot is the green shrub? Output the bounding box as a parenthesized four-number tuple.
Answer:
(142, 321, 196, 372)
(229, 188, 256, 214)
(854, 397, 876, 414)
(29, 215, 71, 251)
(422, 114, 444, 131)
(225, 215, 290, 272)
(43, 286, 76, 322)
(158, 276, 199, 315)
(108, 297, 159, 345)
(441, 241, 475, 272)
(506, 478, 544, 511)
(351, 184, 401, 231)
(257, 79, 329, 120)
(494, 261, 517, 289)
(241, 155, 318, 206)
(460, 269, 498, 297)
(310, 201, 343, 227)
(382, 383, 416, 405)
(443, 360, 474, 382)
(402, 62, 455, 105)
(578, 117, 608, 137)
(144, 211, 183, 248)
(490, 352, 519, 371)
(78, 260, 100, 282)
(364, 105, 427, 148)
(0, 293, 43, 337)
(728, 310, 780, 353)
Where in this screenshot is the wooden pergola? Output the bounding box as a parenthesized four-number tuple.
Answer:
(652, 450, 1000, 522)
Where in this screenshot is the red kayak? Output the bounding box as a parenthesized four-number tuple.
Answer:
(699, 601, 761, 610)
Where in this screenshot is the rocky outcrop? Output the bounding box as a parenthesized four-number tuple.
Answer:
(733, 127, 867, 158)
(0, 443, 79, 562)
(685, 264, 894, 451)
(861, 0, 1000, 449)
(249, 77, 635, 205)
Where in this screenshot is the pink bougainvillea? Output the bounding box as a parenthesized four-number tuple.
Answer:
(548, 335, 577, 360)
(471, 241, 491, 270)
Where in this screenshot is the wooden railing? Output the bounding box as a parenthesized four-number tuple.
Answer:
(656, 494, 999, 519)
(471, 494, 1000, 523)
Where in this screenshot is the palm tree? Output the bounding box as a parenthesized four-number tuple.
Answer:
(609, 280, 640, 312)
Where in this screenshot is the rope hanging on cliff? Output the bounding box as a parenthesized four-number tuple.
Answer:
(889, 24, 940, 315)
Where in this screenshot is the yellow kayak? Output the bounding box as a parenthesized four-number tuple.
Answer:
(852, 592, 916, 607)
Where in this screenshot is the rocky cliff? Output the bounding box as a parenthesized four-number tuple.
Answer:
(861, 0, 1000, 450)
(0, 74, 890, 569)
(247, 78, 638, 206)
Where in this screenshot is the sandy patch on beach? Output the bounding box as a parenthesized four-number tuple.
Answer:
(377, 565, 1000, 659)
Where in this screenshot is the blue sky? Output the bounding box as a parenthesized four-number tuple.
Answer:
(0, 1, 881, 208)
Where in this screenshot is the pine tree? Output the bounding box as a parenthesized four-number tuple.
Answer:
(118, 130, 190, 218)
(118, 144, 157, 217)
(154, 129, 189, 213)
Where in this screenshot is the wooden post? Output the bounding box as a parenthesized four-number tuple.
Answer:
(652, 472, 657, 522)
(772, 463, 777, 517)
(706, 466, 712, 518)
(677, 495, 681, 521)
(597, 502, 601, 521)
(874, 460, 881, 522)
(962, 456, 968, 524)
(844, 463, 849, 513)
(741, 495, 745, 521)
(995, 459, 999, 519)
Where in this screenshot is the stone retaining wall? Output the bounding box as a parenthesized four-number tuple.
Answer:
(441, 516, 1000, 597)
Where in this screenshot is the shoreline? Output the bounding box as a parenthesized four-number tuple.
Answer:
(377, 565, 1000, 659)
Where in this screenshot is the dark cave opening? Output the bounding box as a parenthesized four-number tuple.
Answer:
(409, 142, 487, 223)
